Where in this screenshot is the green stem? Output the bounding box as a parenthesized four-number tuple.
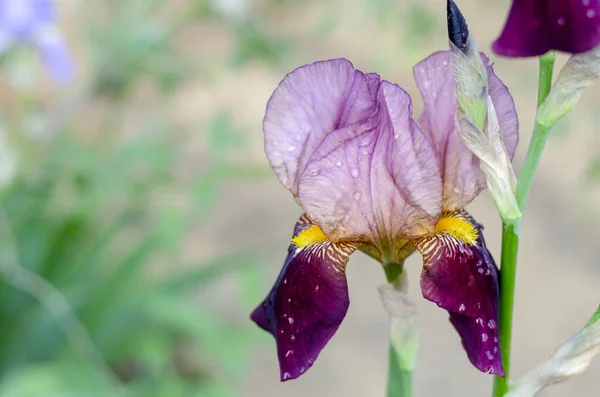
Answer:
(384, 263, 415, 397)
(492, 51, 556, 397)
(387, 344, 413, 397)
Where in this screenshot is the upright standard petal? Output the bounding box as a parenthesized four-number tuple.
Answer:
(415, 211, 503, 375)
(251, 215, 359, 381)
(413, 51, 518, 211)
(264, 59, 379, 196)
(493, 0, 600, 57)
(297, 80, 443, 249)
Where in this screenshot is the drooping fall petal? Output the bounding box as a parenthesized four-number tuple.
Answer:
(250, 215, 359, 381)
(413, 51, 518, 212)
(493, 0, 600, 57)
(264, 59, 443, 249)
(416, 211, 503, 375)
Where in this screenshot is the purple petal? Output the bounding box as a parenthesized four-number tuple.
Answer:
(493, 0, 600, 57)
(34, 26, 74, 83)
(298, 80, 443, 246)
(264, 59, 379, 196)
(0, 0, 56, 37)
(413, 51, 518, 211)
(251, 215, 359, 381)
(416, 211, 503, 375)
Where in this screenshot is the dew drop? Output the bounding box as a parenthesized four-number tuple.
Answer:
(494, 347, 498, 353)
(583, 0, 590, 5)
(478, 268, 484, 274)
(488, 319, 496, 329)
(588, 9, 596, 18)
(494, 337, 498, 343)
(285, 350, 294, 357)
(482, 333, 488, 342)
(288, 145, 296, 152)
(290, 334, 296, 341)
(283, 278, 288, 284)
(393, 133, 400, 140)
(353, 191, 362, 200)
(344, 214, 351, 222)
(423, 79, 431, 89)
(351, 169, 360, 178)
(359, 138, 371, 147)
(476, 318, 484, 326)
(309, 169, 321, 177)
(442, 60, 448, 66)
(300, 366, 306, 373)
(558, 16, 565, 26)
(296, 134, 302, 141)
(288, 317, 294, 324)
(335, 160, 343, 167)
(459, 304, 466, 312)
(486, 351, 494, 360)
(283, 372, 291, 380)
(474, 302, 481, 310)
(315, 285, 320, 292)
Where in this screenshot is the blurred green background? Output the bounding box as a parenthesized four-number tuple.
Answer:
(0, 0, 598, 396)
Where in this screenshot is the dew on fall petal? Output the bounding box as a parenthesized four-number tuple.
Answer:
(393, 133, 400, 140)
(422, 79, 431, 89)
(300, 367, 306, 374)
(494, 347, 498, 353)
(288, 317, 294, 324)
(588, 9, 596, 18)
(558, 16, 566, 26)
(287, 145, 296, 152)
(315, 285, 320, 292)
(583, 0, 590, 6)
(486, 351, 494, 360)
(351, 169, 360, 178)
(335, 160, 343, 167)
(482, 333, 488, 342)
(353, 191, 362, 200)
(494, 337, 498, 343)
(283, 372, 291, 380)
(476, 318, 484, 326)
(283, 278, 288, 284)
(459, 304, 466, 312)
(488, 319, 496, 329)
(285, 350, 293, 358)
(442, 60, 448, 66)
(290, 334, 296, 341)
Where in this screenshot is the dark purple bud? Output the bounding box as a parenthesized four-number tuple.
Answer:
(447, 0, 469, 50)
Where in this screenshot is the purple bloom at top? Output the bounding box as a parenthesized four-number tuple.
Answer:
(0, 0, 73, 82)
(251, 50, 519, 381)
(493, 0, 600, 57)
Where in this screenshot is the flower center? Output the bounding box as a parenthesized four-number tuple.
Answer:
(434, 214, 478, 245)
(291, 225, 328, 248)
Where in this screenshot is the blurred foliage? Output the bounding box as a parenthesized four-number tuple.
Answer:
(0, 0, 447, 395)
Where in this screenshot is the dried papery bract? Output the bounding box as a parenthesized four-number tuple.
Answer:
(537, 46, 600, 128)
(506, 308, 600, 397)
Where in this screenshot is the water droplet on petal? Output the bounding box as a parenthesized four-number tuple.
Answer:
(283, 372, 291, 380)
(315, 285, 319, 291)
(353, 191, 361, 200)
(558, 16, 565, 26)
(423, 79, 431, 89)
(486, 351, 494, 360)
(393, 133, 400, 140)
(488, 319, 496, 329)
(359, 138, 371, 147)
(482, 333, 488, 342)
(335, 161, 343, 167)
(459, 304, 466, 312)
(309, 169, 321, 177)
(288, 317, 294, 324)
(285, 350, 293, 357)
(351, 169, 359, 178)
(290, 334, 296, 341)
(588, 9, 596, 18)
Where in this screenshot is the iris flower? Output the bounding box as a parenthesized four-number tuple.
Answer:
(251, 50, 519, 381)
(0, 0, 73, 82)
(493, 0, 600, 57)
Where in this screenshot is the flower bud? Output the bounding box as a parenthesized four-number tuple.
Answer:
(537, 46, 600, 128)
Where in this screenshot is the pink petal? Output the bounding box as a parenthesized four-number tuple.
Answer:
(264, 59, 379, 196)
(413, 51, 518, 211)
(297, 80, 442, 246)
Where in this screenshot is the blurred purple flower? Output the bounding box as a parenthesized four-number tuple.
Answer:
(251, 52, 519, 381)
(493, 0, 600, 57)
(0, 0, 73, 82)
